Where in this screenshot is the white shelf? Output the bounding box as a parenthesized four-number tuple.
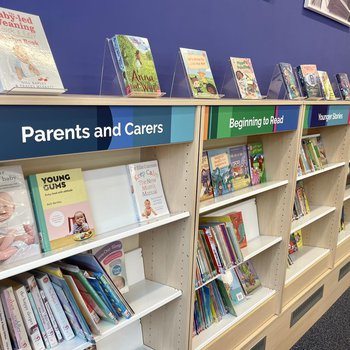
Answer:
(290, 206, 336, 233)
(95, 279, 182, 340)
(55, 336, 92, 350)
(195, 235, 281, 291)
(285, 246, 330, 285)
(297, 162, 345, 181)
(199, 180, 288, 214)
(192, 287, 276, 350)
(0, 211, 189, 280)
(344, 186, 350, 202)
(338, 224, 350, 245)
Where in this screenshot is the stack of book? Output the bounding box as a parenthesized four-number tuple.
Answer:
(293, 181, 310, 221)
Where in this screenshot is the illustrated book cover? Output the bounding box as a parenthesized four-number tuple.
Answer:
(296, 65, 322, 99)
(336, 73, 350, 100)
(318, 71, 336, 100)
(217, 268, 245, 305)
(279, 63, 301, 99)
(229, 145, 251, 191)
(247, 142, 266, 185)
(234, 260, 261, 295)
(200, 151, 214, 202)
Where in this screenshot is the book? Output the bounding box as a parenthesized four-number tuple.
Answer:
(0, 7, 64, 94)
(230, 57, 262, 99)
(247, 143, 266, 185)
(229, 145, 251, 190)
(336, 73, 350, 100)
(200, 151, 214, 202)
(27, 168, 95, 252)
(92, 241, 129, 294)
(0, 165, 40, 264)
(279, 63, 301, 99)
(318, 71, 336, 100)
(111, 35, 161, 96)
(289, 233, 298, 254)
(296, 65, 322, 99)
(207, 148, 234, 197)
(294, 229, 303, 249)
(0, 292, 12, 350)
(179, 48, 219, 99)
(127, 160, 169, 221)
(218, 269, 245, 305)
(235, 261, 261, 295)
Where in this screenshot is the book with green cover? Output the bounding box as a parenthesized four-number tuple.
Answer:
(247, 142, 266, 185)
(179, 48, 219, 99)
(111, 35, 161, 96)
(217, 269, 245, 306)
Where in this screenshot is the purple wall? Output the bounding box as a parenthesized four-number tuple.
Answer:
(2, 0, 349, 95)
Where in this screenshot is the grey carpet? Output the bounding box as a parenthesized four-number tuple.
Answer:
(291, 287, 350, 349)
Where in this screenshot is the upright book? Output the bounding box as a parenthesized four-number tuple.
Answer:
(336, 73, 350, 100)
(279, 63, 301, 99)
(179, 48, 219, 99)
(229, 145, 251, 190)
(235, 261, 261, 295)
(296, 64, 323, 99)
(111, 35, 161, 96)
(0, 7, 64, 94)
(230, 57, 262, 99)
(28, 168, 95, 252)
(200, 151, 214, 202)
(0, 165, 40, 264)
(318, 71, 336, 100)
(247, 143, 266, 185)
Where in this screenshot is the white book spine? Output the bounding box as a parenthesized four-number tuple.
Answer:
(1, 288, 32, 350)
(28, 278, 58, 348)
(0, 296, 12, 350)
(36, 276, 74, 341)
(14, 287, 45, 350)
(39, 290, 63, 343)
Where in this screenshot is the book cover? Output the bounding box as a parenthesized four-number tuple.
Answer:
(179, 48, 219, 99)
(336, 73, 350, 100)
(294, 229, 303, 249)
(27, 168, 95, 252)
(111, 35, 161, 96)
(207, 148, 234, 197)
(247, 143, 266, 185)
(289, 233, 298, 254)
(318, 71, 336, 100)
(235, 261, 261, 295)
(127, 160, 169, 222)
(230, 57, 262, 99)
(296, 65, 322, 99)
(0, 292, 12, 350)
(200, 151, 214, 202)
(0, 7, 64, 93)
(92, 241, 129, 294)
(0, 165, 40, 264)
(229, 145, 251, 191)
(316, 136, 327, 166)
(218, 269, 245, 305)
(279, 63, 301, 99)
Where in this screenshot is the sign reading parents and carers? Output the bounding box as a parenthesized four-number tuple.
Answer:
(303, 105, 350, 129)
(0, 105, 195, 161)
(203, 105, 300, 140)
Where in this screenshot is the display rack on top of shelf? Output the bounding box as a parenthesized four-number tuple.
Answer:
(191, 101, 303, 350)
(0, 95, 201, 350)
(284, 102, 350, 306)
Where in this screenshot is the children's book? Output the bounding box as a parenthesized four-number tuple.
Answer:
(0, 165, 40, 265)
(127, 160, 169, 222)
(294, 229, 303, 249)
(229, 145, 251, 191)
(336, 73, 350, 100)
(92, 241, 129, 294)
(218, 269, 245, 305)
(235, 261, 261, 295)
(0, 7, 64, 94)
(179, 48, 219, 99)
(247, 143, 266, 185)
(278, 63, 301, 99)
(318, 71, 336, 100)
(230, 57, 262, 99)
(0, 292, 11, 350)
(28, 168, 95, 252)
(288, 233, 298, 254)
(200, 151, 214, 202)
(296, 65, 322, 99)
(207, 148, 234, 197)
(111, 35, 161, 96)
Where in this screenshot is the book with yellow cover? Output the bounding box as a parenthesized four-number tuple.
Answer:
(28, 168, 94, 251)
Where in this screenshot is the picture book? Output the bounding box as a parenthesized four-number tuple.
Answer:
(296, 65, 323, 99)
(207, 148, 234, 197)
(92, 240, 129, 294)
(0, 7, 64, 94)
(127, 160, 169, 222)
(294, 229, 303, 249)
(228, 211, 247, 249)
(247, 143, 266, 185)
(179, 48, 219, 99)
(278, 63, 301, 99)
(229, 145, 251, 190)
(27, 168, 95, 252)
(235, 261, 261, 295)
(0, 293, 11, 350)
(200, 151, 214, 202)
(336, 73, 350, 100)
(0, 165, 40, 264)
(288, 233, 298, 254)
(111, 35, 161, 96)
(318, 71, 336, 100)
(218, 269, 245, 305)
(230, 57, 262, 99)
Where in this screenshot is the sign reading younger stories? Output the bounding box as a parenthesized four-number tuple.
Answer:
(303, 105, 350, 129)
(204, 105, 299, 139)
